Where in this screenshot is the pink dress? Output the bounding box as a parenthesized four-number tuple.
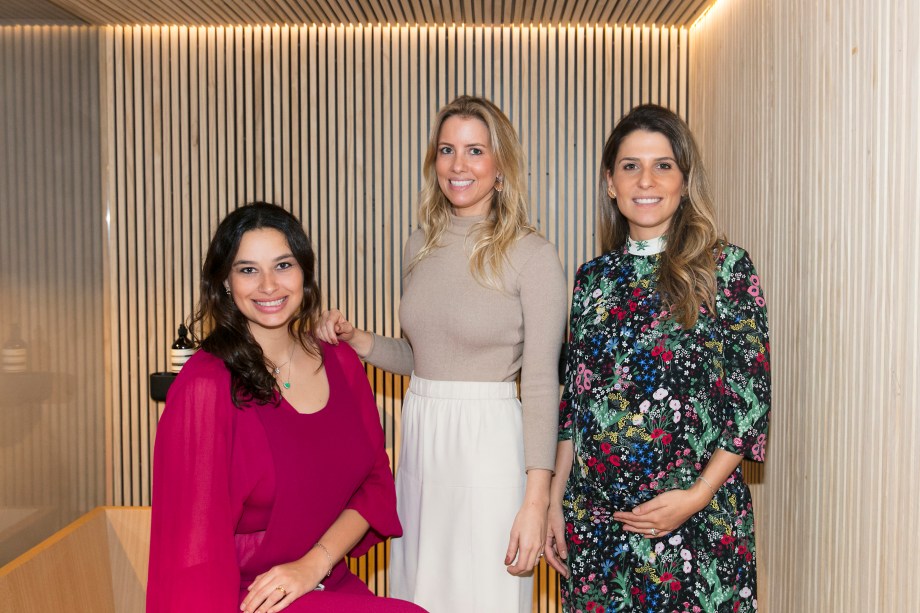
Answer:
(147, 342, 426, 613)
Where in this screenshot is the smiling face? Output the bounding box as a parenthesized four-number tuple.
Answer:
(434, 115, 500, 217)
(607, 129, 686, 241)
(225, 228, 304, 339)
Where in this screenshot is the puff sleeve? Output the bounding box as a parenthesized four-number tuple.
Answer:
(332, 343, 402, 557)
(146, 355, 241, 613)
(715, 246, 771, 462)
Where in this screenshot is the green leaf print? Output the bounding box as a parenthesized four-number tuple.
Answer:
(612, 570, 634, 609)
(584, 269, 600, 288)
(718, 247, 743, 283)
(686, 398, 719, 458)
(633, 257, 654, 279)
(632, 534, 653, 563)
(698, 559, 734, 613)
(573, 426, 585, 468)
(591, 396, 630, 430)
(604, 371, 624, 389)
(729, 378, 769, 433)
(598, 275, 618, 295)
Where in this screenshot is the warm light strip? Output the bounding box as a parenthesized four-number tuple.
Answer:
(85, 20, 700, 29)
(690, 0, 721, 29)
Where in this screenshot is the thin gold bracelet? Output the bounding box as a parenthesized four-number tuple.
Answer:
(314, 542, 334, 577)
(697, 475, 717, 497)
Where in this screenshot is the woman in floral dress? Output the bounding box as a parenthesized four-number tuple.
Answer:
(544, 105, 770, 613)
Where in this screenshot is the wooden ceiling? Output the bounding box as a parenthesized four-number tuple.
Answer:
(0, 0, 716, 27)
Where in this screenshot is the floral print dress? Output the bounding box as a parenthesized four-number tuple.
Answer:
(559, 236, 770, 613)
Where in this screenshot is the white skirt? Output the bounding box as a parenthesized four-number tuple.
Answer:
(390, 375, 532, 613)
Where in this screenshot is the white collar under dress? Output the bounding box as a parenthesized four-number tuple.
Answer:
(626, 235, 667, 256)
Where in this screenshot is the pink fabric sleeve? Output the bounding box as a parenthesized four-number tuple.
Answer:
(330, 343, 402, 557)
(146, 357, 241, 613)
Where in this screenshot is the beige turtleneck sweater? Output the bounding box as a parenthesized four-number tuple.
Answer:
(365, 213, 568, 471)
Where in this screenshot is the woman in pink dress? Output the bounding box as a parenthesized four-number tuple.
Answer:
(147, 202, 426, 613)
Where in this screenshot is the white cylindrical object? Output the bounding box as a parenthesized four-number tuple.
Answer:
(170, 348, 196, 373)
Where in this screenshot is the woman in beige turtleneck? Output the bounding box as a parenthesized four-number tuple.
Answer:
(317, 96, 567, 613)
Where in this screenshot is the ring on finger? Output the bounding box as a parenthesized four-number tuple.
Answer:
(274, 585, 287, 596)
(650, 528, 657, 536)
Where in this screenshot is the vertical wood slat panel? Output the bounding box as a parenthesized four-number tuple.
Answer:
(0, 25, 104, 566)
(690, 0, 920, 611)
(101, 23, 687, 608)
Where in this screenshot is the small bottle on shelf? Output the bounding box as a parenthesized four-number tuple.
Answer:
(170, 324, 196, 373)
(2, 323, 28, 373)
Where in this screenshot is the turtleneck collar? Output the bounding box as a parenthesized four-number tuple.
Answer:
(447, 212, 489, 235)
(627, 234, 667, 256)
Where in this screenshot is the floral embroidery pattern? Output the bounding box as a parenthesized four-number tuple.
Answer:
(559, 243, 771, 612)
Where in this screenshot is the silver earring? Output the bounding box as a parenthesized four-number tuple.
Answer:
(225, 287, 231, 295)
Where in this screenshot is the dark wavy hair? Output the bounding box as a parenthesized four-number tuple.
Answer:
(598, 104, 723, 328)
(189, 202, 322, 407)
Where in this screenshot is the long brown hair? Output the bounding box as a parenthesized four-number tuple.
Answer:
(598, 104, 723, 328)
(190, 202, 322, 406)
(413, 95, 534, 288)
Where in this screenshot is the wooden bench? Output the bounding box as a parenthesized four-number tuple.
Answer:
(0, 506, 150, 612)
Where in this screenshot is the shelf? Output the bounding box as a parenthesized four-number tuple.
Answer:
(149, 372, 177, 402)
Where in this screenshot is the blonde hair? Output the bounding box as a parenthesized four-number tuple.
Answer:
(413, 95, 533, 288)
(598, 104, 723, 328)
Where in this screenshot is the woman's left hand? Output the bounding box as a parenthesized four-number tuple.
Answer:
(504, 500, 547, 576)
(612, 486, 711, 539)
(240, 558, 324, 613)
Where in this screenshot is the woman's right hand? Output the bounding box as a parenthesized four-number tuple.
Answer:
(315, 310, 375, 357)
(241, 556, 326, 613)
(316, 309, 355, 344)
(544, 502, 569, 577)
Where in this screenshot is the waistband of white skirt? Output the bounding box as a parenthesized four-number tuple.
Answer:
(408, 373, 518, 400)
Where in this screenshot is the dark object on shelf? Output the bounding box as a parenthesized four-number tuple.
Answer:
(170, 324, 196, 373)
(149, 372, 178, 402)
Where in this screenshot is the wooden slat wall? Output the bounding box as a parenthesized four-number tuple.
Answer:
(690, 0, 920, 611)
(102, 23, 688, 606)
(0, 26, 104, 566)
(45, 0, 714, 28)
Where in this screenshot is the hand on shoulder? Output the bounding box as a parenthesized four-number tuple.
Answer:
(315, 309, 355, 344)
